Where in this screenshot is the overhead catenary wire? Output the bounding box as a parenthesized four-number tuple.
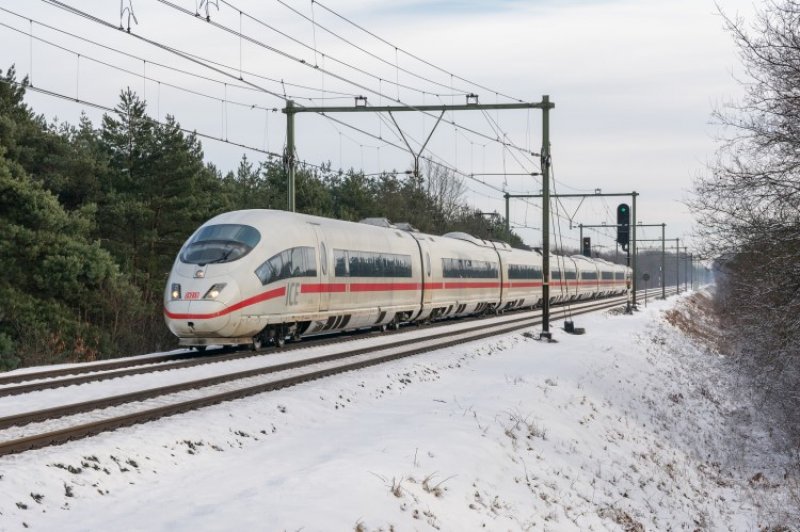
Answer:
(29, 0, 560, 230)
(40, 0, 293, 103)
(148, 0, 542, 158)
(156, 0, 453, 99)
(272, 0, 476, 97)
(0, 21, 283, 113)
(8, 78, 297, 163)
(311, 0, 525, 103)
(35, 0, 544, 191)
(0, 6, 359, 101)
(215, 0, 468, 99)
(38, 0, 540, 165)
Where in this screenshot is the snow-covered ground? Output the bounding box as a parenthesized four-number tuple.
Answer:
(0, 292, 796, 531)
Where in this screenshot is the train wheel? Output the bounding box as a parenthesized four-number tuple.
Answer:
(251, 337, 263, 351)
(275, 335, 286, 348)
(379, 324, 388, 333)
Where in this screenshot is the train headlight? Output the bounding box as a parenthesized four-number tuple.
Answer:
(171, 283, 181, 300)
(203, 283, 227, 300)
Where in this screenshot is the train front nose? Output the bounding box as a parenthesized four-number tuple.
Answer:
(165, 301, 231, 336)
(164, 282, 240, 338)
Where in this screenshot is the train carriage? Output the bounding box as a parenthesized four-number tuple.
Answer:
(312, 218, 423, 332)
(502, 247, 545, 310)
(416, 232, 503, 320)
(595, 258, 619, 297)
(571, 255, 600, 300)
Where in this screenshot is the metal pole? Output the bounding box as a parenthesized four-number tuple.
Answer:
(675, 238, 680, 294)
(505, 193, 510, 234)
(690, 253, 694, 289)
(683, 247, 688, 292)
(285, 99, 296, 212)
(631, 192, 638, 307)
(579, 224, 583, 252)
(541, 95, 552, 339)
(661, 223, 666, 299)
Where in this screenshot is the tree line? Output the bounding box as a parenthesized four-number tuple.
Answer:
(0, 66, 521, 370)
(691, 1, 800, 458)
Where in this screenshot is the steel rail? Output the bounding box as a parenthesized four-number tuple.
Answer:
(0, 295, 649, 456)
(0, 292, 636, 394)
(0, 296, 626, 431)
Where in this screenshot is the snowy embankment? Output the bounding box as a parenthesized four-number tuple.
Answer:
(0, 292, 795, 531)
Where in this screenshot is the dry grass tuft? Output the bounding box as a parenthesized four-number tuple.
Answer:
(663, 291, 726, 352)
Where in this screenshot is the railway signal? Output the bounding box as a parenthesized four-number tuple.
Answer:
(582, 237, 591, 257)
(616, 204, 630, 251)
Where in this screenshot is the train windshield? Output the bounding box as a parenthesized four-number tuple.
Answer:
(180, 224, 261, 265)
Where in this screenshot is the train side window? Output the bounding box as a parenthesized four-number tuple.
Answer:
(319, 242, 328, 275)
(333, 249, 412, 277)
(255, 246, 317, 285)
(443, 258, 498, 279)
(334, 249, 349, 277)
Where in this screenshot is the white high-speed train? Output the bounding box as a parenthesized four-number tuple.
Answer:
(164, 210, 631, 348)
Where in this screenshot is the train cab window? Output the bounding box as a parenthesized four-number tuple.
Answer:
(181, 224, 260, 265)
(255, 246, 317, 286)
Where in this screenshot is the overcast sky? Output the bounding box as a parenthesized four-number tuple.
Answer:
(0, 0, 758, 252)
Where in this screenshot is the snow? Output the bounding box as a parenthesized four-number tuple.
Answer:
(0, 292, 796, 531)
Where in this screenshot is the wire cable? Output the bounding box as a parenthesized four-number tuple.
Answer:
(312, 0, 525, 103)
(272, 0, 474, 97)
(38, 0, 541, 167)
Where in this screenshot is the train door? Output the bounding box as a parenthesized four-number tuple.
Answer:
(418, 237, 433, 308)
(311, 224, 331, 313)
(423, 249, 433, 308)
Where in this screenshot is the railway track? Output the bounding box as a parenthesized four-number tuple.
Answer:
(0, 289, 676, 456)
(0, 292, 636, 395)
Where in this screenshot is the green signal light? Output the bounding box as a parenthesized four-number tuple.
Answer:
(619, 206, 628, 212)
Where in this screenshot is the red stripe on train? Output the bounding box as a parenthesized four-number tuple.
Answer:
(301, 283, 347, 293)
(507, 281, 544, 288)
(443, 282, 501, 290)
(164, 287, 286, 319)
(165, 275, 623, 321)
(349, 282, 421, 292)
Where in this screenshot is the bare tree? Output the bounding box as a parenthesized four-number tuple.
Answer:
(423, 160, 465, 222)
(690, 0, 800, 470)
(692, 1, 800, 254)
